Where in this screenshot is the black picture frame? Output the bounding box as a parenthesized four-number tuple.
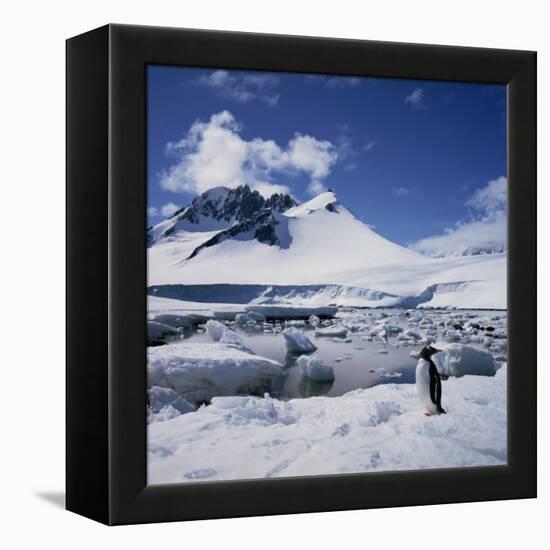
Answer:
(66, 24, 537, 526)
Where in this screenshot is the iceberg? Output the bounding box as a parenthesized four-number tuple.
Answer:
(205, 319, 251, 352)
(282, 328, 317, 354)
(297, 355, 335, 382)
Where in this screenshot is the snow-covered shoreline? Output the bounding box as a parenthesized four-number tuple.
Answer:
(148, 364, 507, 483)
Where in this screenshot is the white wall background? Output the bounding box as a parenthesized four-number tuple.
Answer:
(0, 0, 546, 546)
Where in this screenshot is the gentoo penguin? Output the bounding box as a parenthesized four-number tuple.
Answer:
(416, 346, 446, 415)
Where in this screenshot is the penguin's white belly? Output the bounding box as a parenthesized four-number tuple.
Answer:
(416, 359, 437, 413)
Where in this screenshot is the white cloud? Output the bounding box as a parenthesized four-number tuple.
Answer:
(392, 187, 410, 197)
(410, 176, 508, 257)
(147, 206, 159, 217)
(161, 202, 180, 217)
(304, 75, 363, 88)
(363, 141, 376, 152)
(404, 88, 425, 110)
(466, 176, 507, 215)
(160, 111, 338, 197)
(194, 70, 280, 106)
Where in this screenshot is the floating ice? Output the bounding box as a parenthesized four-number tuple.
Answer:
(247, 311, 266, 322)
(315, 325, 348, 338)
(205, 320, 251, 352)
(282, 328, 317, 353)
(297, 355, 335, 382)
(235, 313, 254, 325)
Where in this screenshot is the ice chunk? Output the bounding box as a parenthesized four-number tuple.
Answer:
(282, 328, 317, 353)
(235, 313, 254, 325)
(148, 404, 184, 423)
(432, 344, 496, 377)
(147, 342, 284, 404)
(308, 314, 320, 327)
(205, 319, 251, 352)
(147, 320, 179, 344)
(147, 386, 196, 423)
(247, 311, 266, 322)
(315, 325, 348, 338)
(444, 330, 462, 342)
(297, 355, 335, 382)
(205, 319, 225, 342)
(148, 386, 196, 415)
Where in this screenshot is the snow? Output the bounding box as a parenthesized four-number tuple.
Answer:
(297, 354, 335, 381)
(148, 365, 507, 483)
(147, 342, 284, 404)
(432, 344, 497, 377)
(284, 191, 339, 217)
(282, 328, 317, 353)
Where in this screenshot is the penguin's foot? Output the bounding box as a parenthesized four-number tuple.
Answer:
(424, 411, 433, 417)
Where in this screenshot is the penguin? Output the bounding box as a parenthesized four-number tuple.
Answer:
(416, 345, 446, 416)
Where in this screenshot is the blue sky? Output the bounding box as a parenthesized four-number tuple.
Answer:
(147, 65, 506, 253)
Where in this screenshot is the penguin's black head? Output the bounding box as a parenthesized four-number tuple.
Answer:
(419, 345, 442, 360)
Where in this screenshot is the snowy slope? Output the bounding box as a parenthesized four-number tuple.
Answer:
(148, 187, 507, 309)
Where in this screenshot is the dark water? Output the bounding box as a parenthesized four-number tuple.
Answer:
(185, 326, 418, 399)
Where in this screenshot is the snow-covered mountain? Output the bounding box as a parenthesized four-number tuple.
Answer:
(148, 185, 296, 246)
(148, 185, 507, 309)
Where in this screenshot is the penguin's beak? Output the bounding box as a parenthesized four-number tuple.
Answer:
(432, 347, 442, 353)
